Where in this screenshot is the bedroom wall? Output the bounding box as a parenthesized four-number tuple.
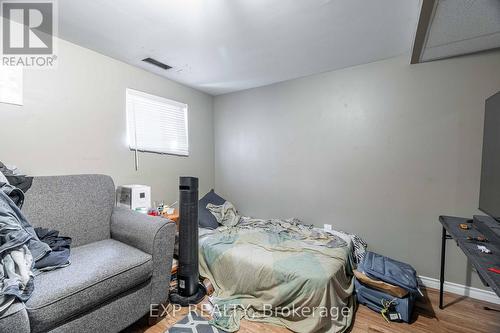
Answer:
(213, 50, 500, 290)
(0, 38, 215, 203)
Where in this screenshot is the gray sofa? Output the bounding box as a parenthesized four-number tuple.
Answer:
(0, 175, 176, 333)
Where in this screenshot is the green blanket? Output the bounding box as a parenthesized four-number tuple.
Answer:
(199, 223, 355, 333)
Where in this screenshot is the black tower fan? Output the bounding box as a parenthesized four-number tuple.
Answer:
(169, 177, 205, 305)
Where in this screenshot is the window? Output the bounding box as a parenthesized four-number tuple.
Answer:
(0, 66, 23, 106)
(126, 88, 189, 156)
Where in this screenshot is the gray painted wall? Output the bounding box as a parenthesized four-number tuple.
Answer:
(214, 51, 500, 289)
(0, 38, 215, 204)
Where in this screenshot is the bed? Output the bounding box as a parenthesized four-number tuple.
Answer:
(198, 208, 360, 333)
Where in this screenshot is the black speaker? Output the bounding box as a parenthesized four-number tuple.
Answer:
(169, 177, 205, 305)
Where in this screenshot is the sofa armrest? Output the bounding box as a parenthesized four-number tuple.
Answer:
(110, 207, 176, 305)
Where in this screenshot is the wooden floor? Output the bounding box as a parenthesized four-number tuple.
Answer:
(124, 288, 500, 333)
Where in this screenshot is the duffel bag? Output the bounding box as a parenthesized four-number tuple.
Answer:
(355, 279, 416, 323)
(361, 251, 420, 295)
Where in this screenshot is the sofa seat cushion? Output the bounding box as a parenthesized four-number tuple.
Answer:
(25, 239, 152, 333)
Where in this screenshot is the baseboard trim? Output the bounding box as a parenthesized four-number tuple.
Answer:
(418, 275, 500, 305)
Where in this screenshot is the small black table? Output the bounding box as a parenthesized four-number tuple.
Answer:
(438, 216, 500, 309)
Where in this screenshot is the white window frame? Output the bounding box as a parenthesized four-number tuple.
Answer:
(126, 88, 189, 157)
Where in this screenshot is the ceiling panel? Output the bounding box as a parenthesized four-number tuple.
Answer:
(421, 0, 500, 62)
(57, 0, 420, 95)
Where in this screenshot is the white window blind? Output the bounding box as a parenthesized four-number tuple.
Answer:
(126, 88, 189, 156)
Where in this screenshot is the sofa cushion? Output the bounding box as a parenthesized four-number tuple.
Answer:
(25, 239, 152, 333)
(22, 175, 116, 247)
(0, 301, 30, 333)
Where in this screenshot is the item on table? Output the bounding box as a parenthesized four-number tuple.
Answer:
(477, 245, 492, 254)
(459, 223, 470, 230)
(467, 236, 488, 242)
(135, 207, 148, 214)
(148, 208, 159, 216)
(162, 201, 178, 215)
(487, 267, 500, 274)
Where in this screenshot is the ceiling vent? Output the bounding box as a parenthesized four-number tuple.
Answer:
(142, 57, 172, 70)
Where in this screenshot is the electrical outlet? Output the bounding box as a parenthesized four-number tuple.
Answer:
(324, 224, 332, 231)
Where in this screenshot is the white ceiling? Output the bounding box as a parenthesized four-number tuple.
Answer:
(421, 0, 500, 62)
(57, 0, 421, 95)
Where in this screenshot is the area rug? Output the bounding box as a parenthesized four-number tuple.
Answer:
(166, 311, 226, 333)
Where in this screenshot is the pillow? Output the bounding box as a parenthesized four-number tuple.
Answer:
(198, 189, 226, 229)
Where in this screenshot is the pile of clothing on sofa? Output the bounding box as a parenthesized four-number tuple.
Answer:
(0, 162, 33, 193)
(0, 164, 72, 315)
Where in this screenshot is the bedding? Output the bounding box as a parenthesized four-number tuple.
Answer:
(198, 189, 226, 229)
(199, 216, 356, 333)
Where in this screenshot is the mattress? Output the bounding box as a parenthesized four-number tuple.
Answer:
(198, 226, 355, 333)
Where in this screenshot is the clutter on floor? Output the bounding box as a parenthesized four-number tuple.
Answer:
(166, 311, 226, 333)
(354, 251, 421, 323)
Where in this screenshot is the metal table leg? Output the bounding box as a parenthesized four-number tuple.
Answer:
(439, 226, 447, 309)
